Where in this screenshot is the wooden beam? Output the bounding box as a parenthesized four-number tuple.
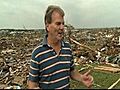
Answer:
(69, 37, 107, 57)
(94, 66, 120, 73)
(108, 78, 120, 89)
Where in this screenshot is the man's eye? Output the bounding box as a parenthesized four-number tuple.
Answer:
(56, 22, 61, 25)
(56, 22, 64, 25)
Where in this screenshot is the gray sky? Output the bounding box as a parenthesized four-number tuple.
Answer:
(0, 0, 120, 29)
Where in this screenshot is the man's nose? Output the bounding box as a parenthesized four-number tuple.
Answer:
(60, 24, 64, 30)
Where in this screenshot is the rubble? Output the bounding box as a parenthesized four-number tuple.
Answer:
(0, 30, 44, 89)
(0, 27, 120, 88)
(67, 27, 120, 65)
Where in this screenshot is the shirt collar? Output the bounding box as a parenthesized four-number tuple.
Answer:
(42, 34, 65, 47)
(42, 34, 48, 46)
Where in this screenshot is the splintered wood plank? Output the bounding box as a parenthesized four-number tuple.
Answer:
(94, 66, 120, 73)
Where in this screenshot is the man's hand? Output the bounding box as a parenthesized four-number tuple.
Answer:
(81, 70, 93, 88)
(28, 80, 40, 89)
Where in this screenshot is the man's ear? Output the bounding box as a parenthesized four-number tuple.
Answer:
(45, 20, 49, 27)
(46, 23, 49, 32)
(46, 23, 49, 28)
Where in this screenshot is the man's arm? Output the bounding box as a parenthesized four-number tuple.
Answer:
(28, 80, 40, 89)
(28, 47, 42, 89)
(70, 69, 82, 81)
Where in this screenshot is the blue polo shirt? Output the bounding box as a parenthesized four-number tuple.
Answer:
(29, 35, 74, 89)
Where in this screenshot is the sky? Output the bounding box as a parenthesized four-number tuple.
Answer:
(0, 0, 120, 29)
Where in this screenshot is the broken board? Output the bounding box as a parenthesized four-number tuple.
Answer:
(94, 66, 120, 73)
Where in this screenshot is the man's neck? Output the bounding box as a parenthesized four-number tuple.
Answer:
(47, 34, 60, 45)
(47, 36, 60, 47)
(47, 36, 61, 54)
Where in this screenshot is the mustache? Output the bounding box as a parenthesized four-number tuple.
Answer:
(58, 32, 64, 34)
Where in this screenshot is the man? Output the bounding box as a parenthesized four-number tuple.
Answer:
(28, 5, 93, 89)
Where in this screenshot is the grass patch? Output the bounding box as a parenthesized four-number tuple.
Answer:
(70, 63, 120, 89)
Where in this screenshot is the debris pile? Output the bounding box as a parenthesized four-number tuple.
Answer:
(0, 30, 44, 89)
(67, 27, 120, 65)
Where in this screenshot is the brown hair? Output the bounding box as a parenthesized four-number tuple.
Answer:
(45, 5, 64, 24)
(44, 5, 65, 32)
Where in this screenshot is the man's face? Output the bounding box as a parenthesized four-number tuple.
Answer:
(47, 11, 64, 41)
